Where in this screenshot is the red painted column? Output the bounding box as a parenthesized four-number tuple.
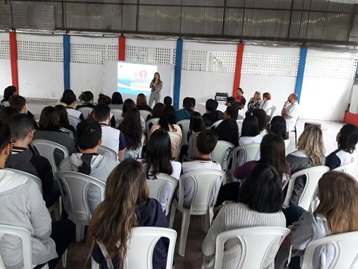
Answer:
(233, 43, 244, 98)
(118, 36, 126, 61)
(9, 32, 19, 92)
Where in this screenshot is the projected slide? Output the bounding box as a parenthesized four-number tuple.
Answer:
(117, 62, 157, 95)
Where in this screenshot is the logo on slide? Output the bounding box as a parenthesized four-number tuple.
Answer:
(135, 70, 147, 80)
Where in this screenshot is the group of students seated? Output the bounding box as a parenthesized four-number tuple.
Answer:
(0, 85, 358, 269)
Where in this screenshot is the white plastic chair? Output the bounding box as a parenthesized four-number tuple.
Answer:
(210, 119, 223, 129)
(4, 168, 43, 193)
(98, 144, 118, 161)
(110, 108, 123, 127)
(333, 161, 357, 175)
(211, 140, 235, 175)
(68, 115, 81, 129)
(139, 110, 152, 122)
(146, 117, 159, 132)
(0, 224, 50, 269)
(57, 171, 106, 242)
(147, 173, 178, 216)
(283, 166, 329, 210)
(228, 143, 260, 181)
(31, 139, 69, 175)
(301, 231, 358, 269)
(267, 105, 277, 121)
(126, 134, 145, 159)
(183, 132, 199, 161)
(60, 127, 75, 140)
(91, 227, 177, 269)
(169, 169, 226, 256)
(214, 226, 290, 269)
(177, 119, 190, 146)
(168, 132, 182, 161)
(77, 106, 93, 119)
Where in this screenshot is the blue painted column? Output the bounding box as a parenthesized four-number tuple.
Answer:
(63, 35, 71, 90)
(295, 47, 308, 103)
(173, 38, 183, 110)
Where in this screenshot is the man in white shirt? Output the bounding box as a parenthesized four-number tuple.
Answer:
(281, 93, 300, 132)
(93, 104, 126, 161)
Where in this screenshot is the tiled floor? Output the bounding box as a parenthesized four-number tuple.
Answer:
(56, 119, 358, 269)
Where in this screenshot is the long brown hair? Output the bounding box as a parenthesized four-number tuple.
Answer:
(315, 171, 358, 234)
(297, 125, 325, 165)
(88, 159, 149, 267)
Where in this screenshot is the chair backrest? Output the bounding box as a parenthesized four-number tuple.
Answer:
(98, 145, 118, 161)
(177, 119, 190, 146)
(31, 139, 69, 174)
(267, 105, 277, 120)
(57, 171, 106, 225)
(228, 144, 260, 181)
(147, 173, 178, 215)
(186, 132, 200, 160)
(146, 118, 159, 132)
(214, 226, 290, 269)
(0, 224, 33, 269)
(301, 231, 358, 269)
(60, 127, 75, 140)
(92, 227, 177, 269)
(210, 119, 223, 129)
(283, 166, 329, 210)
(68, 115, 81, 129)
(126, 134, 146, 159)
(168, 132, 182, 161)
(211, 140, 235, 174)
(236, 120, 243, 136)
(333, 162, 357, 175)
(4, 168, 43, 193)
(178, 169, 226, 214)
(139, 110, 152, 122)
(77, 107, 93, 119)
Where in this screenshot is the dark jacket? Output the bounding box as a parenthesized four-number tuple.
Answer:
(92, 198, 169, 269)
(202, 110, 224, 127)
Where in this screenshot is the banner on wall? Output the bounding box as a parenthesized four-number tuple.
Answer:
(117, 61, 157, 95)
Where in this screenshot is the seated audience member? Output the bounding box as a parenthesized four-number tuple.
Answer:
(6, 114, 59, 207)
(61, 90, 84, 128)
(1, 85, 16, 106)
(226, 96, 240, 111)
(202, 99, 224, 127)
(269, 116, 289, 148)
(326, 123, 358, 170)
(182, 129, 222, 207)
(136, 93, 152, 112)
(34, 106, 79, 165)
(109, 92, 123, 110)
(54, 105, 76, 133)
(188, 111, 206, 139)
(146, 102, 164, 123)
(235, 87, 246, 110)
(215, 106, 239, 147)
(260, 92, 273, 118)
(176, 97, 194, 121)
(275, 171, 358, 269)
(93, 104, 126, 161)
(246, 91, 261, 114)
(190, 97, 196, 110)
(163, 96, 172, 106)
(281, 93, 299, 131)
(77, 91, 95, 109)
(59, 120, 118, 213)
(89, 159, 169, 269)
(97, 93, 111, 105)
(239, 115, 262, 145)
(120, 98, 145, 130)
(286, 125, 325, 205)
(202, 164, 286, 269)
(144, 129, 182, 211)
(0, 106, 19, 126)
(149, 105, 182, 159)
(118, 107, 143, 159)
(9, 94, 35, 120)
(252, 109, 268, 135)
(0, 122, 75, 269)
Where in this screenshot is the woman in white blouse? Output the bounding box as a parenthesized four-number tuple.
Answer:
(260, 92, 273, 116)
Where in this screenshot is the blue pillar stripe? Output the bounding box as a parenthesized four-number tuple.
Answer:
(173, 38, 183, 110)
(63, 35, 71, 90)
(295, 47, 308, 103)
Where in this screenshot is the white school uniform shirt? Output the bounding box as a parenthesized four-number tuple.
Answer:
(239, 134, 263, 146)
(101, 125, 120, 153)
(285, 102, 300, 131)
(66, 107, 82, 119)
(260, 100, 273, 114)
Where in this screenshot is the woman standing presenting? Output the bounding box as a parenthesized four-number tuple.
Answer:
(149, 72, 163, 107)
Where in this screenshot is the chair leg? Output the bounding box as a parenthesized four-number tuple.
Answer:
(75, 224, 83, 242)
(169, 204, 176, 228)
(178, 211, 190, 257)
(202, 209, 214, 233)
(294, 128, 298, 149)
(91, 257, 100, 269)
(62, 249, 67, 267)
